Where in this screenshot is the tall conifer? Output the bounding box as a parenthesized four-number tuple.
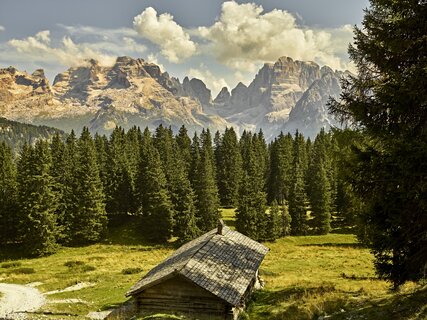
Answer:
(308, 129, 332, 234)
(136, 128, 174, 242)
(192, 130, 220, 232)
(0, 142, 18, 244)
(68, 128, 107, 244)
(289, 131, 308, 235)
(216, 127, 242, 207)
(17, 141, 59, 256)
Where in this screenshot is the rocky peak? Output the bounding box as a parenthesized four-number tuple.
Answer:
(31, 69, 46, 79)
(182, 77, 212, 107)
(284, 68, 342, 138)
(271, 56, 320, 89)
(213, 87, 231, 106)
(116, 56, 135, 64)
(229, 82, 249, 109)
(53, 61, 104, 101)
(0, 67, 51, 100)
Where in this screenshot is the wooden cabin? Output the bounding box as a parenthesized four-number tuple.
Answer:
(119, 221, 269, 319)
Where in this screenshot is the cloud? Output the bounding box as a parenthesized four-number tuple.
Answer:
(133, 7, 196, 63)
(60, 24, 138, 40)
(58, 25, 147, 54)
(8, 30, 117, 67)
(197, 1, 354, 71)
(0, 25, 5, 32)
(189, 64, 229, 97)
(6, 29, 148, 68)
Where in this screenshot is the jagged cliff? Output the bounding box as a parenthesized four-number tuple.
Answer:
(0, 56, 346, 138)
(0, 57, 229, 134)
(210, 56, 344, 138)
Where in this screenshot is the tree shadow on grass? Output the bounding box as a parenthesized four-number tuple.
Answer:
(249, 285, 427, 320)
(0, 243, 29, 261)
(299, 243, 364, 249)
(102, 216, 177, 249)
(332, 285, 427, 320)
(247, 285, 340, 319)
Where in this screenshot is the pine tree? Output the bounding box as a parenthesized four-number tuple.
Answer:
(253, 130, 269, 185)
(17, 141, 59, 256)
(267, 132, 293, 204)
(94, 133, 109, 199)
(49, 133, 66, 242)
(266, 200, 281, 241)
(170, 147, 199, 243)
(60, 130, 79, 243)
(332, 129, 363, 229)
(106, 127, 134, 217)
(68, 128, 107, 245)
(309, 161, 331, 234)
(124, 126, 141, 182)
(216, 127, 242, 207)
(199, 130, 220, 231)
(154, 125, 175, 180)
(189, 132, 201, 189)
(154, 125, 198, 242)
(236, 132, 268, 240)
(280, 201, 292, 236)
(307, 129, 332, 234)
(192, 130, 220, 232)
(136, 128, 173, 242)
(237, 173, 268, 241)
(328, 0, 427, 288)
(0, 142, 18, 245)
(175, 125, 192, 176)
(289, 131, 308, 235)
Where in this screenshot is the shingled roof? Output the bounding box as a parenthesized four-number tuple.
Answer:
(126, 224, 269, 307)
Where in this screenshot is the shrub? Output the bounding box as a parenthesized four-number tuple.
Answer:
(121, 267, 143, 275)
(11, 267, 35, 274)
(81, 265, 96, 272)
(64, 260, 85, 268)
(64, 260, 96, 272)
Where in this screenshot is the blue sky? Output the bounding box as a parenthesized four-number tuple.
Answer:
(0, 0, 369, 95)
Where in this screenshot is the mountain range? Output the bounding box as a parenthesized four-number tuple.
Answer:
(0, 56, 348, 139)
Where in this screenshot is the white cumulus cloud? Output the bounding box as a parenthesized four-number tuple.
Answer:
(0, 25, 5, 32)
(197, 1, 354, 72)
(133, 7, 196, 63)
(8, 30, 117, 67)
(6, 28, 149, 68)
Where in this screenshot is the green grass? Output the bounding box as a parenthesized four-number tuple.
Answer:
(0, 209, 425, 319)
(221, 207, 237, 230)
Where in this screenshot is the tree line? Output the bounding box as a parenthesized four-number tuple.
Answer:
(0, 124, 360, 256)
(0, 117, 64, 152)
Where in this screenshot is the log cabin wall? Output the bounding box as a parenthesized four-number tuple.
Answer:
(136, 275, 234, 320)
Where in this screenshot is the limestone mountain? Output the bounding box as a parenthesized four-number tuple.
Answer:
(210, 56, 345, 138)
(0, 56, 346, 138)
(283, 66, 347, 138)
(0, 66, 95, 132)
(0, 57, 228, 135)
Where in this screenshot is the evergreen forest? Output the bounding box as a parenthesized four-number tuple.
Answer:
(0, 125, 360, 254)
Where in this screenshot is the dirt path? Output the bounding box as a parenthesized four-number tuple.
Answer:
(0, 283, 45, 319)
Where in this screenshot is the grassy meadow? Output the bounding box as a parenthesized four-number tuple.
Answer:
(1, 209, 426, 319)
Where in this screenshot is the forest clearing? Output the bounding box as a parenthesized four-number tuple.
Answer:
(1, 209, 425, 320)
